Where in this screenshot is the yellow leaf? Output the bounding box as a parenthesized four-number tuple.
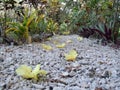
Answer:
(41, 44, 52, 50)
(32, 64, 41, 80)
(56, 43, 66, 48)
(77, 36, 83, 41)
(16, 65, 33, 79)
(65, 50, 78, 61)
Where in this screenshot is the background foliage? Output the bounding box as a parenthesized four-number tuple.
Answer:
(0, 0, 120, 45)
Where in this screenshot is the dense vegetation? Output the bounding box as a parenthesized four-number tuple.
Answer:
(0, 0, 120, 45)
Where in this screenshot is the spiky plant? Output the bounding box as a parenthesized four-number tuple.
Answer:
(5, 9, 36, 44)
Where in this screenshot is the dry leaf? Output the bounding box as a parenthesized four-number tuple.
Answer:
(65, 50, 78, 61)
(77, 36, 83, 41)
(41, 44, 52, 50)
(56, 43, 66, 48)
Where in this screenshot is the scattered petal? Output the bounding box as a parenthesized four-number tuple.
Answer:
(41, 44, 52, 50)
(16, 64, 47, 80)
(32, 64, 41, 80)
(53, 40, 59, 44)
(16, 65, 33, 79)
(46, 37, 52, 41)
(39, 70, 47, 76)
(77, 36, 83, 41)
(56, 43, 66, 48)
(65, 50, 78, 61)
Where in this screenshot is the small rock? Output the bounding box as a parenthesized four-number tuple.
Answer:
(61, 72, 69, 77)
(0, 57, 4, 63)
(72, 62, 79, 67)
(0, 83, 6, 90)
(5, 57, 12, 62)
(0, 37, 3, 44)
(68, 86, 81, 90)
(32, 84, 44, 89)
(49, 86, 53, 90)
(101, 71, 111, 78)
(88, 68, 96, 78)
(95, 87, 103, 90)
(110, 69, 117, 77)
(53, 87, 65, 90)
(99, 78, 106, 84)
(81, 82, 89, 88)
(32, 34, 41, 42)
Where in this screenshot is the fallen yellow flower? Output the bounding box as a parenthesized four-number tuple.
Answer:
(77, 36, 83, 41)
(31, 64, 41, 80)
(16, 65, 33, 79)
(16, 64, 47, 80)
(65, 50, 78, 61)
(41, 44, 52, 50)
(46, 37, 52, 41)
(56, 43, 66, 48)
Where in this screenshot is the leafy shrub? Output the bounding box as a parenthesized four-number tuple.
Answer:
(80, 23, 120, 44)
(29, 14, 58, 39)
(0, 0, 119, 45)
(5, 9, 36, 44)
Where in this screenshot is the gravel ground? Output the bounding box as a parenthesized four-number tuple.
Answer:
(0, 35, 120, 90)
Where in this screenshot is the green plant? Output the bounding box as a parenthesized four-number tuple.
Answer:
(5, 9, 36, 44)
(29, 14, 46, 35)
(47, 18, 58, 34)
(59, 22, 68, 34)
(29, 14, 58, 35)
(80, 23, 120, 44)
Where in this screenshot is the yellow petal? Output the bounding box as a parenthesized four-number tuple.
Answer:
(65, 50, 78, 61)
(46, 37, 52, 41)
(53, 40, 59, 44)
(56, 43, 66, 48)
(41, 44, 52, 50)
(39, 70, 47, 76)
(16, 65, 33, 79)
(32, 64, 41, 80)
(77, 36, 83, 41)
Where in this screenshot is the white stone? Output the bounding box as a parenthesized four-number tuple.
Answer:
(53, 87, 65, 90)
